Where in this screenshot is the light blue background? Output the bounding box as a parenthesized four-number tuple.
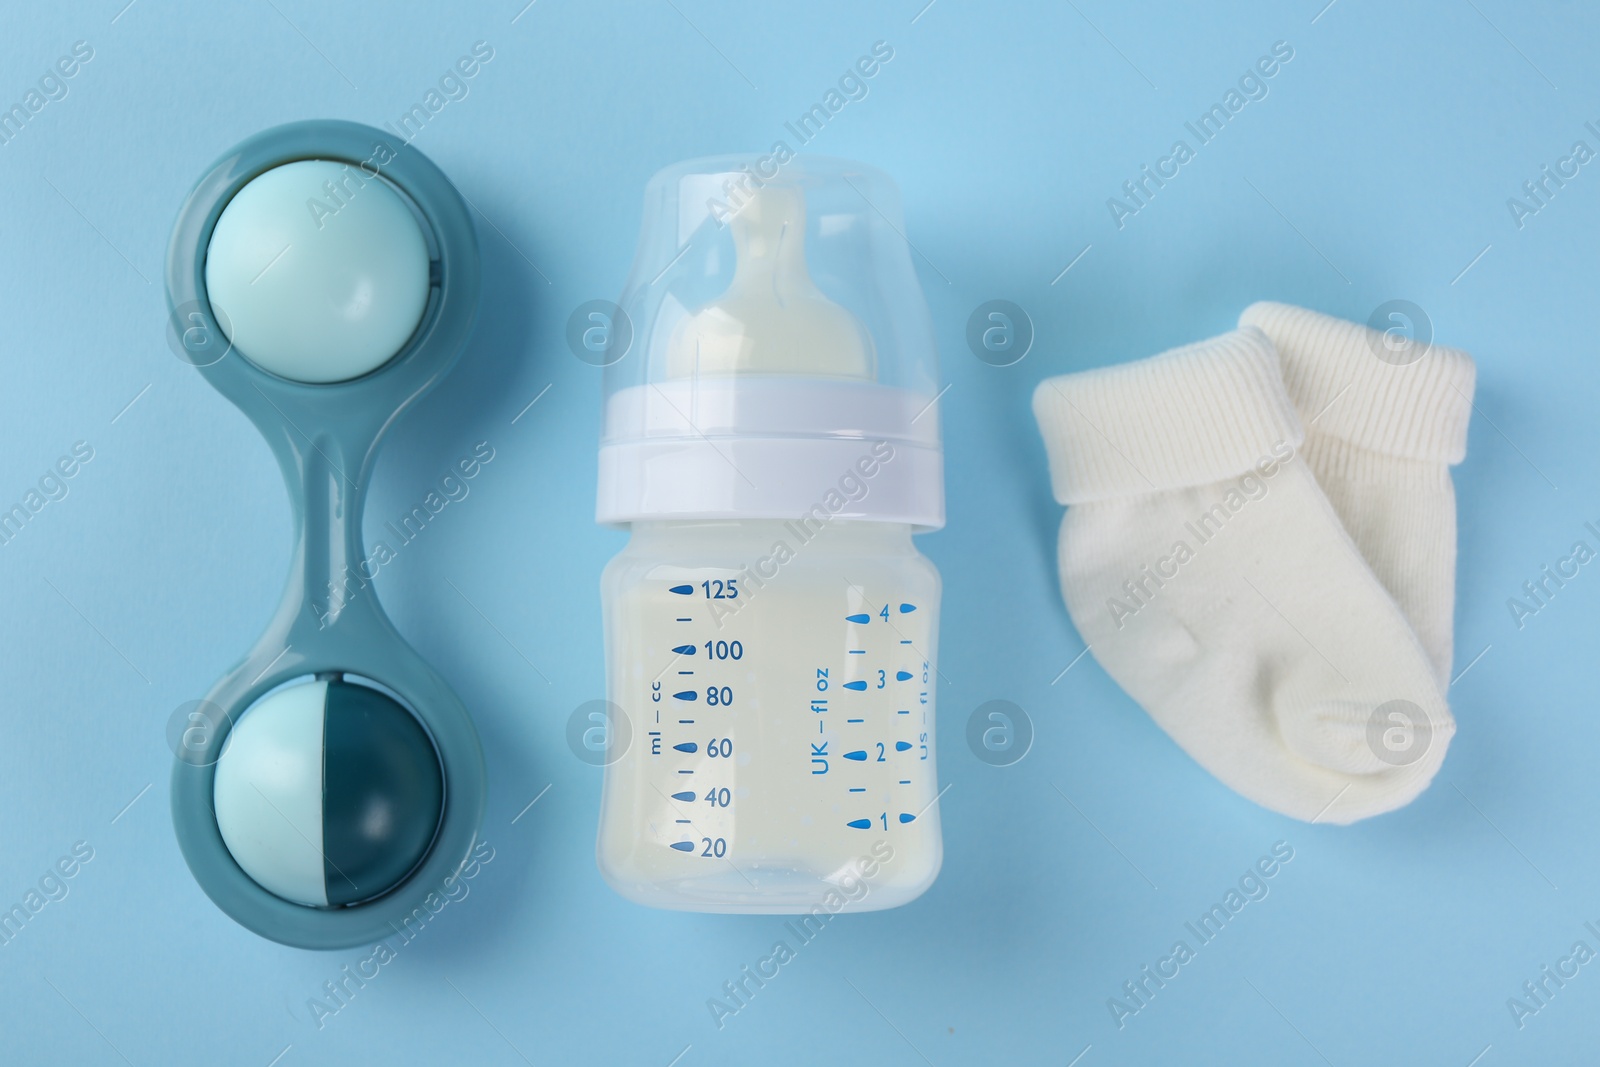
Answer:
(0, 1, 1594, 1064)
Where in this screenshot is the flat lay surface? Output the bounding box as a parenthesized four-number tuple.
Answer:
(0, 1, 1595, 1064)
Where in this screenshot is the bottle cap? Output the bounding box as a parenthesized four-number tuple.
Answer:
(597, 155, 944, 529)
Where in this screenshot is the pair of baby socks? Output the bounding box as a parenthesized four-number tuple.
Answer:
(1033, 303, 1475, 823)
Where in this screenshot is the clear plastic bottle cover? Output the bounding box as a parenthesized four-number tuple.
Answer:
(596, 156, 945, 912)
(597, 155, 944, 528)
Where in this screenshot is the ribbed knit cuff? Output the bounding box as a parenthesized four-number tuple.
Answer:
(1239, 301, 1476, 466)
(1032, 328, 1304, 505)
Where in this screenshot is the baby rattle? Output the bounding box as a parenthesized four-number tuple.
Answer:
(164, 120, 486, 949)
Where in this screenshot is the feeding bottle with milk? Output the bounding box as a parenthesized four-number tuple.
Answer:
(594, 155, 946, 913)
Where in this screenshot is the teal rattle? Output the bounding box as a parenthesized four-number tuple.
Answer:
(164, 120, 486, 949)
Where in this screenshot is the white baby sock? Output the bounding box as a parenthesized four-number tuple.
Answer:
(1239, 302, 1475, 685)
(1033, 328, 1452, 824)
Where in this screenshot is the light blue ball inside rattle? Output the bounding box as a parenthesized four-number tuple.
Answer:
(205, 159, 430, 383)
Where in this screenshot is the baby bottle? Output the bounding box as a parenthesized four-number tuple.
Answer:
(594, 156, 945, 912)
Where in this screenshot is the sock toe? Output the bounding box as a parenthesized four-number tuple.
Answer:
(1278, 697, 1453, 777)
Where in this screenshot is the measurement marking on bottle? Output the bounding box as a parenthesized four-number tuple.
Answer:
(627, 575, 934, 891)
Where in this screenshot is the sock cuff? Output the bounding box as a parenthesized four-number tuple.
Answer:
(1300, 433, 1453, 492)
(1239, 301, 1476, 466)
(1032, 327, 1304, 504)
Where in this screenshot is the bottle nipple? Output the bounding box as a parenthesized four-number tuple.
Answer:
(667, 185, 875, 379)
